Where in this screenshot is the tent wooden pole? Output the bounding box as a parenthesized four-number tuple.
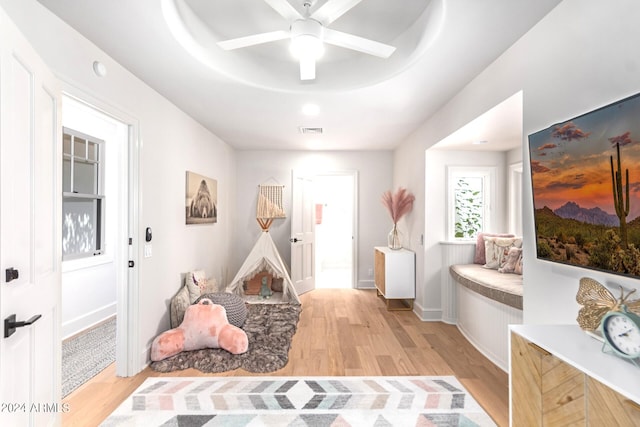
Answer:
(257, 218, 273, 231)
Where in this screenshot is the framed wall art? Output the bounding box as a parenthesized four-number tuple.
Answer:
(529, 92, 640, 278)
(185, 171, 217, 225)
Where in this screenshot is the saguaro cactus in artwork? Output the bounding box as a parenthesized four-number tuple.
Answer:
(610, 142, 630, 249)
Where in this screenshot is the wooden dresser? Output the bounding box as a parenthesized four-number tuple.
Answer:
(510, 324, 640, 426)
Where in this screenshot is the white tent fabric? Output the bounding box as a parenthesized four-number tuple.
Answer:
(226, 231, 301, 304)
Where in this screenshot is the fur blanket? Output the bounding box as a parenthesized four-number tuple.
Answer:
(150, 303, 301, 373)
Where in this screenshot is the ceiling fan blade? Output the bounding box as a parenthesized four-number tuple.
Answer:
(218, 30, 289, 50)
(263, 0, 303, 21)
(312, 0, 362, 25)
(299, 57, 316, 80)
(323, 28, 396, 58)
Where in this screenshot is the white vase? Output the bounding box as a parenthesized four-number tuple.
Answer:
(387, 224, 402, 250)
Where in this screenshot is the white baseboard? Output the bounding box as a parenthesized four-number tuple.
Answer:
(62, 302, 117, 340)
(140, 346, 151, 374)
(357, 279, 375, 289)
(412, 300, 443, 321)
(441, 314, 457, 325)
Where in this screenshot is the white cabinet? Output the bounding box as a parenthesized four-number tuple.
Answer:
(374, 246, 415, 310)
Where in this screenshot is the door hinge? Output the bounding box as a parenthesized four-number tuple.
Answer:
(129, 238, 133, 245)
(128, 260, 135, 268)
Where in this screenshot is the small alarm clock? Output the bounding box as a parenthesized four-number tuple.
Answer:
(599, 305, 640, 367)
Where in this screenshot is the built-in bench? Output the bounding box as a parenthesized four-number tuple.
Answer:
(449, 263, 523, 372)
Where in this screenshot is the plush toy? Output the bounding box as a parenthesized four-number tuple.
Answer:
(259, 276, 272, 299)
(151, 298, 248, 362)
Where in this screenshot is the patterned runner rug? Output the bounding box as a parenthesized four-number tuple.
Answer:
(62, 317, 116, 397)
(101, 376, 496, 426)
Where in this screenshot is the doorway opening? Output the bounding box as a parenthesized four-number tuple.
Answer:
(60, 94, 132, 392)
(314, 173, 356, 289)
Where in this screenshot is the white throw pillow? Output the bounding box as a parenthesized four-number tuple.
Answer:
(498, 247, 523, 274)
(483, 236, 522, 269)
(185, 270, 214, 303)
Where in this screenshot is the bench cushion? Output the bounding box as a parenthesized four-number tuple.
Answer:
(449, 264, 522, 310)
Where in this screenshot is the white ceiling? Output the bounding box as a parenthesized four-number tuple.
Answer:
(36, 0, 561, 151)
(431, 91, 523, 152)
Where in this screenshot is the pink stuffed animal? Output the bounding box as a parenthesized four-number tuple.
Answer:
(151, 298, 248, 361)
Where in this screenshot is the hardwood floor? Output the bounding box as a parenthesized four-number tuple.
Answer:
(62, 288, 509, 426)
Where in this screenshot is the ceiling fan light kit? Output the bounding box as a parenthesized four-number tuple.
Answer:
(289, 19, 325, 60)
(216, 0, 396, 81)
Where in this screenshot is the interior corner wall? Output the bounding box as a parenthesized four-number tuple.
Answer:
(506, 147, 523, 166)
(419, 149, 508, 320)
(234, 150, 393, 290)
(2, 0, 237, 370)
(394, 0, 640, 325)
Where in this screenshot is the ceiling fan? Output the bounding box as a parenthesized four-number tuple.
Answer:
(217, 0, 396, 80)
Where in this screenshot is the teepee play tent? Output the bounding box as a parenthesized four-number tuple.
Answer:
(226, 230, 300, 304)
(226, 184, 300, 304)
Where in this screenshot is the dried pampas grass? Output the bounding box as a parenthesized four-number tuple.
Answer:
(381, 187, 415, 223)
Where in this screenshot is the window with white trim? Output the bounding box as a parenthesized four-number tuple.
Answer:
(447, 166, 494, 241)
(62, 127, 105, 260)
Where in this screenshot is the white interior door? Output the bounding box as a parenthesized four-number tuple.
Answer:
(291, 172, 315, 295)
(0, 8, 62, 426)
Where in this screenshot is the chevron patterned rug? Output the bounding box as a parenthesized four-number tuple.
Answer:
(100, 376, 496, 426)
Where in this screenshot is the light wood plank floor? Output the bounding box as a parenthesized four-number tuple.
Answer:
(62, 288, 509, 426)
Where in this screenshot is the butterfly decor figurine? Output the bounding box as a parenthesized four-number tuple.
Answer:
(576, 277, 640, 331)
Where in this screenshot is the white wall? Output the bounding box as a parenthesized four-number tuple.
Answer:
(506, 147, 523, 166)
(506, 147, 524, 236)
(235, 151, 393, 289)
(395, 0, 640, 325)
(1, 0, 237, 369)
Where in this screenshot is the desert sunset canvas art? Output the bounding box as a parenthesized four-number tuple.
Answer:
(529, 92, 640, 277)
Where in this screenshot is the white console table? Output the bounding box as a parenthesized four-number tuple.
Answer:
(373, 246, 415, 310)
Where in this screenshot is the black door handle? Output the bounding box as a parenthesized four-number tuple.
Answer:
(290, 237, 302, 243)
(4, 314, 42, 338)
(5, 268, 19, 283)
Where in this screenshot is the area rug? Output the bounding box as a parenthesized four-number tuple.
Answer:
(150, 303, 301, 374)
(101, 376, 496, 426)
(62, 317, 116, 397)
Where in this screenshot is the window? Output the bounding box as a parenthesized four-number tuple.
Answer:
(447, 166, 494, 241)
(62, 127, 105, 260)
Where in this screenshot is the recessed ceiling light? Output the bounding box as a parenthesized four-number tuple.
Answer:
(92, 61, 107, 77)
(472, 140, 489, 145)
(302, 103, 320, 116)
